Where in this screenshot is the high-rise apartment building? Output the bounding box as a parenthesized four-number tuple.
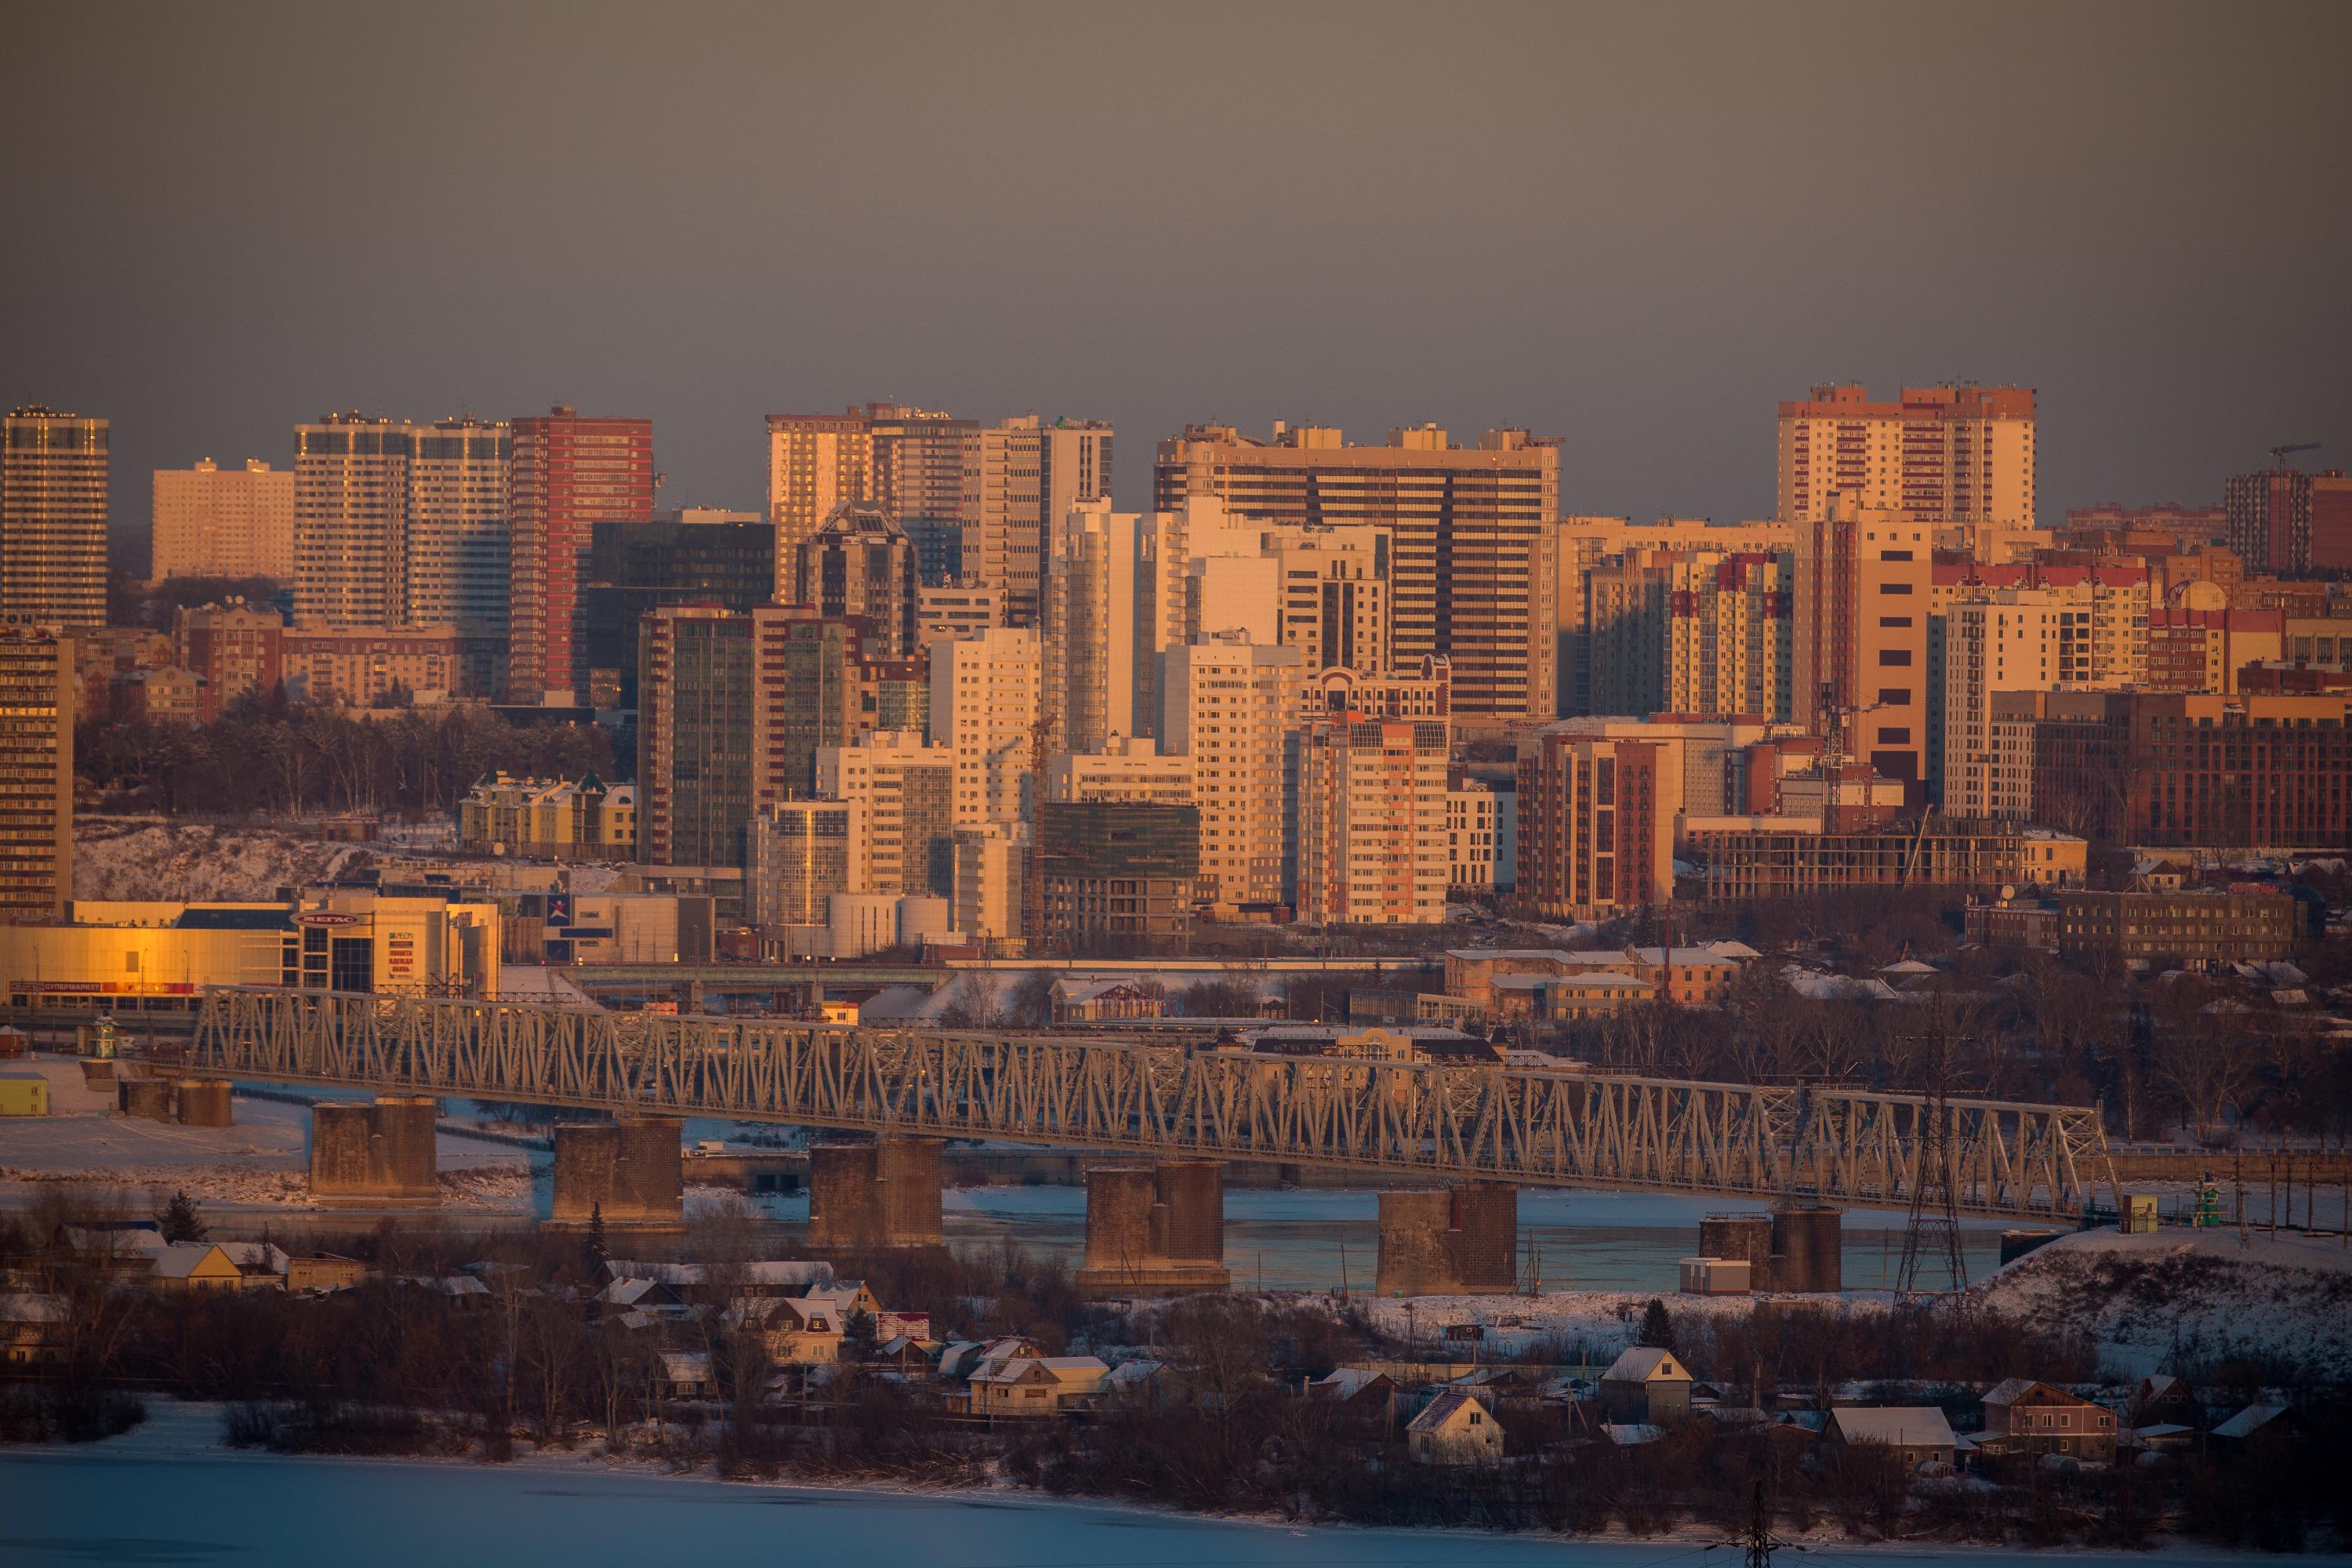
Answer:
(579, 513, 778, 709)
(1791, 496, 1933, 800)
(1446, 773, 1499, 891)
(1583, 548, 1675, 719)
(1513, 726, 1678, 922)
(872, 405, 980, 584)
(765, 409, 872, 573)
(1042, 498, 1147, 754)
(2225, 466, 2314, 574)
(1154, 423, 1559, 717)
(2313, 471, 2352, 572)
(749, 608, 862, 807)
(1293, 715, 1450, 927)
(1160, 632, 1303, 913)
(635, 605, 753, 867)
(1036, 800, 1201, 946)
(0, 630, 73, 922)
(816, 729, 956, 898)
(2, 407, 109, 631)
(1045, 735, 1193, 805)
(746, 800, 859, 930)
(510, 406, 655, 706)
(930, 627, 1040, 826)
(293, 414, 412, 630)
(404, 418, 511, 633)
(1777, 383, 2037, 528)
(793, 503, 920, 659)
(765, 403, 979, 591)
(978, 416, 1112, 626)
(1665, 550, 1793, 720)
(292, 412, 514, 639)
(1941, 592, 2072, 819)
(151, 459, 295, 583)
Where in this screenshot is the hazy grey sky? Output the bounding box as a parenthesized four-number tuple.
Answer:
(6, 1, 2347, 560)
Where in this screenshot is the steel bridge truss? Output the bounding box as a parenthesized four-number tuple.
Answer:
(191, 987, 2114, 1218)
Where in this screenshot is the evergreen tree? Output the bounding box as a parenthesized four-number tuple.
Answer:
(841, 1305, 878, 1363)
(1637, 1297, 1676, 1352)
(159, 1189, 207, 1244)
(586, 1201, 609, 1272)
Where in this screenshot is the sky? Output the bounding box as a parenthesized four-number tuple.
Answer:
(5, 1, 2348, 568)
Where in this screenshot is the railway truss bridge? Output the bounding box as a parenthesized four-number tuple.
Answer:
(189, 986, 2115, 1232)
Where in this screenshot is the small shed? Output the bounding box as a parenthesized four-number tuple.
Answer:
(657, 1352, 715, 1399)
(1679, 1256, 1751, 1295)
(0, 1072, 48, 1117)
(1407, 1388, 1504, 1467)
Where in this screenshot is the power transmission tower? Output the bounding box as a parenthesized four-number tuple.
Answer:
(1895, 1019, 1970, 1301)
(1712, 1482, 1802, 1568)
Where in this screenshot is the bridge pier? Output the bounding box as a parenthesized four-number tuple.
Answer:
(1767, 1204, 1842, 1293)
(175, 1077, 234, 1127)
(1375, 1181, 1515, 1297)
(309, 1094, 439, 1207)
(1075, 1160, 1229, 1298)
(548, 1116, 684, 1230)
(808, 1136, 944, 1253)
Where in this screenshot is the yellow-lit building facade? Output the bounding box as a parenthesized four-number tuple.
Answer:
(0, 889, 500, 1014)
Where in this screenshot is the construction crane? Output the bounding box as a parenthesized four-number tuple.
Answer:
(2268, 441, 2321, 469)
(1021, 706, 1054, 953)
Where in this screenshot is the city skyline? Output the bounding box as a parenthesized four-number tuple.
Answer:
(5, 2, 2347, 561)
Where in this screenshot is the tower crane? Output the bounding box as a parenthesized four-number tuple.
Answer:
(2267, 441, 2321, 468)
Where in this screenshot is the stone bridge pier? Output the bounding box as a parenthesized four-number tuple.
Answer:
(308, 1094, 440, 1207)
(548, 1116, 684, 1230)
(1374, 1181, 1516, 1296)
(808, 1136, 945, 1253)
(1075, 1159, 1230, 1297)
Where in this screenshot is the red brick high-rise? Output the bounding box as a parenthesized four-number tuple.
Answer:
(509, 406, 655, 705)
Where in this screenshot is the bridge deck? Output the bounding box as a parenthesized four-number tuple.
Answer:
(189, 986, 2116, 1220)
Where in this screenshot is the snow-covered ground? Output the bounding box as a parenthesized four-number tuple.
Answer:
(1973, 1225, 2352, 1379)
(72, 818, 627, 902)
(0, 1058, 531, 1212)
(0, 1399, 2310, 1566)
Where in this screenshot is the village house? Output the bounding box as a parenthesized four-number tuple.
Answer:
(601, 1258, 833, 1306)
(1599, 1346, 1694, 1425)
(971, 1355, 1109, 1416)
(0, 1292, 67, 1367)
(1406, 1388, 1504, 1467)
(147, 1242, 288, 1293)
(1310, 1367, 1399, 1418)
(2211, 1403, 2303, 1447)
(285, 1253, 376, 1294)
(742, 1294, 849, 1366)
(1980, 1378, 2117, 1461)
(1824, 1406, 1960, 1470)
(1104, 1358, 1189, 1409)
(941, 1336, 1042, 1385)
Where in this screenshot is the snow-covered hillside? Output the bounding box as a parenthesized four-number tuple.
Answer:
(1973, 1226, 2352, 1379)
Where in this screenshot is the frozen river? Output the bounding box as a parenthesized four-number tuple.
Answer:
(927, 1184, 2016, 1294)
(0, 1404, 2298, 1568)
